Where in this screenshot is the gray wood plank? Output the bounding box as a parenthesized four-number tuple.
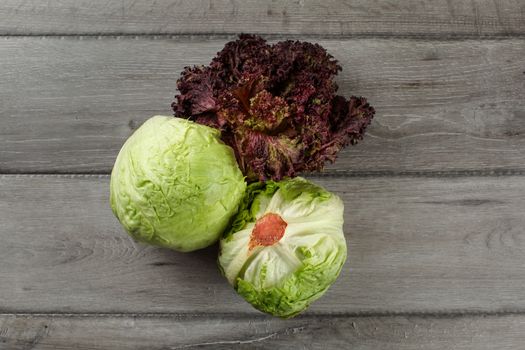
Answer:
(1, 314, 525, 349)
(1, 174, 525, 314)
(1, 37, 524, 174)
(0, 0, 523, 37)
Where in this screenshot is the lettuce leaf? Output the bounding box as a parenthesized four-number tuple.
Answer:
(173, 34, 374, 181)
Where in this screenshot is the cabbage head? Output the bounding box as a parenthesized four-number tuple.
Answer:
(110, 116, 246, 252)
(218, 177, 347, 318)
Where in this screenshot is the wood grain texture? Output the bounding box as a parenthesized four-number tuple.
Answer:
(1, 314, 525, 350)
(0, 0, 524, 37)
(1, 174, 525, 314)
(1, 37, 524, 174)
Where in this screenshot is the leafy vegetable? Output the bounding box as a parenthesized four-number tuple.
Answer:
(218, 177, 347, 318)
(110, 116, 246, 252)
(173, 34, 375, 182)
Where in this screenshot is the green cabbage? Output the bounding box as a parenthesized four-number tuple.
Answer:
(218, 177, 347, 318)
(110, 116, 246, 252)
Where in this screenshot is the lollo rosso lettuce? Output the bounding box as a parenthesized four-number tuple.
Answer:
(218, 177, 347, 318)
(173, 34, 375, 182)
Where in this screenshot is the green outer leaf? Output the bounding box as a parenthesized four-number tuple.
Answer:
(237, 237, 346, 318)
(222, 181, 278, 239)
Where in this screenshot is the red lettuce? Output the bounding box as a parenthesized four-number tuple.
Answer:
(173, 34, 374, 181)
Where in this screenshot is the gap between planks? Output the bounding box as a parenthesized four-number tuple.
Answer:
(1, 33, 525, 40)
(2, 169, 525, 178)
(3, 309, 525, 319)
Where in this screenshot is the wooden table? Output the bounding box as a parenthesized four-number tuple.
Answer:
(1, 1, 524, 349)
